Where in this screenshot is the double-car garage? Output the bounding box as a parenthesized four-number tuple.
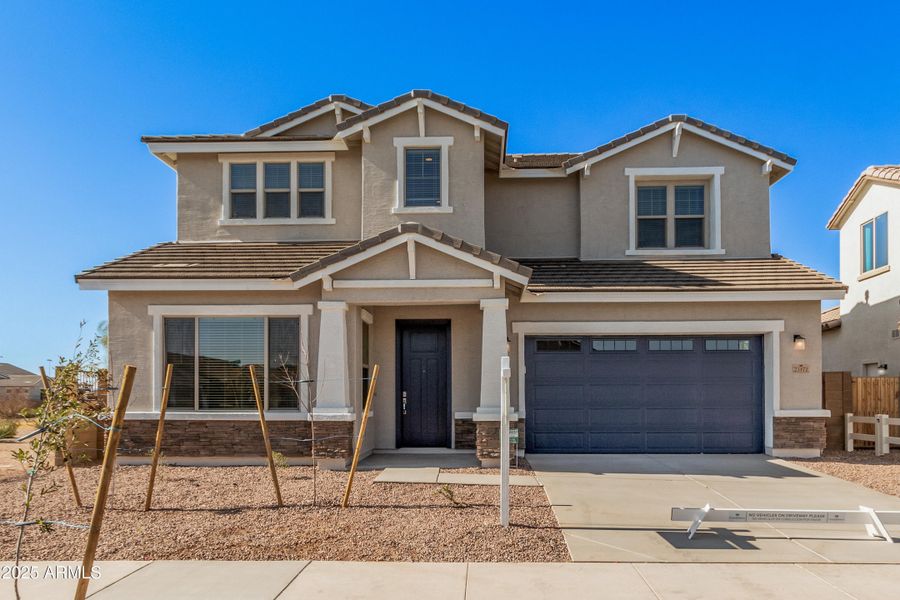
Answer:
(524, 335, 764, 453)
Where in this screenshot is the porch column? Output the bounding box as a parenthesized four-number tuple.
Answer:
(315, 301, 352, 416)
(475, 298, 509, 419)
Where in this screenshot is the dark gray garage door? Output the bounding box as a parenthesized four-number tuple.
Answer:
(525, 336, 763, 453)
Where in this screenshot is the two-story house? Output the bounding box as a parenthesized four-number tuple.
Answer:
(77, 91, 845, 466)
(823, 166, 899, 376)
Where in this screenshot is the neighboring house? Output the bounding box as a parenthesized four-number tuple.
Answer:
(77, 90, 845, 466)
(0, 363, 42, 417)
(823, 166, 899, 376)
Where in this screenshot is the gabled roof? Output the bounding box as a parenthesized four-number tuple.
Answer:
(827, 165, 900, 230)
(0, 363, 36, 378)
(821, 306, 842, 331)
(561, 115, 796, 183)
(244, 94, 372, 137)
(505, 153, 578, 169)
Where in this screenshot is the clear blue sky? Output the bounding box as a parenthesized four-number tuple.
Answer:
(2, 1, 899, 372)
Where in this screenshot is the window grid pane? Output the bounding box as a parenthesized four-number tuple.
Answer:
(637, 186, 667, 216)
(591, 339, 637, 352)
(649, 339, 694, 351)
(862, 221, 874, 272)
(405, 148, 441, 206)
(267, 318, 300, 410)
(198, 318, 264, 410)
(264, 163, 290, 189)
(675, 218, 704, 247)
(875, 213, 889, 269)
(675, 185, 704, 215)
(705, 339, 751, 351)
(265, 192, 290, 218)
(299, 191, 325, 218)
(164, 318, 195, 409)
(638, 219, 666, 248)
(231, 192, 256, 219)
(230, 164, 256, 190)
(299, 163, 325, 189)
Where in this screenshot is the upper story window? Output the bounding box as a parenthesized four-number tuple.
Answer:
(626, 167, 725, 256)
(220, 153, 335, 225)
(636, 183, 706, 249)
(861, 212, 889, 274)
(392, 136, 453, 214)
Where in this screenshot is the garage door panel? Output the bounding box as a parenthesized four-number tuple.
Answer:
(526, 335, 763, 454)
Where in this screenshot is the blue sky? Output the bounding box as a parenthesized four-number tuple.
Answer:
(1, 1, 899, 372)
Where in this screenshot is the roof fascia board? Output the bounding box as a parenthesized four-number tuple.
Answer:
(565, 122, 794, 175)
(827, 176, 900, 230)
(520, 290, 846, 303)
(336, 98, 506, 140)
(257, 101, 364, 138)
(498, 167, 568, 179)
(146, 140, 348, 154)
(78, 279, 294, 291)
(512, 319, 786, 335)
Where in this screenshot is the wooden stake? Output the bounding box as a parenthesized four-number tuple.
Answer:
(74, 364, 136, 600)
(249, 365, 283, 507)
(39, 367, 82, 508)
(144, 364, 173, 511)
(342, 364, 379, 508)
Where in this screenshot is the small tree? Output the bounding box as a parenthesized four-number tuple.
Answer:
(11, 325, 107, 600)
(273, 359, 320, 505)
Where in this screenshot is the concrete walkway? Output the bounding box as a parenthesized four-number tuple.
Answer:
(374, 467, 540, 486)
(528, 453, 900, 563)
(4, 560, 900, 599)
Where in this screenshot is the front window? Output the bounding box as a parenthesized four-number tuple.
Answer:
(405, 148, 441, 207)
(164, 316, 301, 411)
(862, 212, 889, 273)
(636, 183, 706, 249)
(229, 163, 257, 219)
(298, 162, 326, 218)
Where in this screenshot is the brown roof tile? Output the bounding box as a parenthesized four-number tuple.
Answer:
(520, 256, 844, 293)
(336, 90, 508, 133)
(562, 115, 797, 170)
(505, 153, 578, 169)
(828, 165, 900, 229)
(821, 306, 842, 331)
(243, 94, 372, 137)
(140, 134, 335, 143)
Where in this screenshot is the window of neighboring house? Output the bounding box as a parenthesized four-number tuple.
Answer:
(229, 163, 257, 219)
(861, 212, 889, 273)
(636, 183, 706, 249)
(405, 148, 441, 207)
(163, 316, 301, 411)
(264, 163, 290, 218)
(298, 162, 326, 218)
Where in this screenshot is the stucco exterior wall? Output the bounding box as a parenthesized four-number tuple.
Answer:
(361, 108, 485, 244)
(578, 131, 772, 259)
(367, 304, 482, 450)
(175, 146, 362, 242)
(484, 173, 580, 258)
(507, 299, 824, 412)
(279, 111, 340, 137)
(108, 289, 322, 412)
(824, 181, 900, 375)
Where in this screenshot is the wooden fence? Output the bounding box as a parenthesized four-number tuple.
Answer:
(823, 373, 900, 449)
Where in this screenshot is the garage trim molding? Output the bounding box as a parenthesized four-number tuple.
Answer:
(511, 320, 786, 450)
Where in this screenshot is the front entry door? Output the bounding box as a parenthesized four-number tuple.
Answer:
(397, 321, 450, 447)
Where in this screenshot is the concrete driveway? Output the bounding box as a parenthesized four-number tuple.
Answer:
(528, 454, 900, 563)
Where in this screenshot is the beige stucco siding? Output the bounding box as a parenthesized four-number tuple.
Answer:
(367, 304, 482, 449)
(361, 108, 485, 244)
(578, 131, 772, 259)
(507, 299, 824, 412)
(279, 111, 340, 137)
(484, 173, 580, 257)
(175, 147, 362, 242)
(108, 289, 322, 412)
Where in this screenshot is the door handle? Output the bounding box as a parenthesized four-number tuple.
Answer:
(402, 391, 408, 415)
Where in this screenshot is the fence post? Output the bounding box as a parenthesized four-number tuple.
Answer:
(845, 413, 854, 452)
(875, 414, 889, 456)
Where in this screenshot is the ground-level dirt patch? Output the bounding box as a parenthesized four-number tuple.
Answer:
(0, 464, 567, 562)
(789, 450, 900, 498)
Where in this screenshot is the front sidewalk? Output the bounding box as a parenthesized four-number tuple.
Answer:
(3, 560, 900, 599)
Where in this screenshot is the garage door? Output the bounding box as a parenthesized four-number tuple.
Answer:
(525, 336, 763, 453)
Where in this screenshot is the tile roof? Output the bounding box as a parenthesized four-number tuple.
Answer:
(0, 374, 40, 388)
(827, 165, 900, 229)
(140, 134, 335, 143)
(290, 223, 532, 281)
(505, 153, 578, 169)
(520, 256, 845, 293)
(336, 90, 508, 133)
(821, 306, 842, 331)
(243, 94, 372, 137)
(76, 241, 357, 280)
(0, 363, 36, 378)
(562, 114, 797, 170)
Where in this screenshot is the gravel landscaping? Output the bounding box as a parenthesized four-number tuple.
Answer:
(0, 464, 567, 562)
(789, 450, 900, 498)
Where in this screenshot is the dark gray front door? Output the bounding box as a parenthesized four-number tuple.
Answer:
(525, 336, 763, 453)
(397, 321, 450, 447)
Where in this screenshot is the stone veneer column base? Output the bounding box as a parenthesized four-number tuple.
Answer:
(119, 419, 354, 468)
(475, 420, 525, 467)
(770, 416, 826, 457)
(454, 419, 476, 450)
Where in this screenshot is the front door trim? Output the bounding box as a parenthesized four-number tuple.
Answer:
(395, 319, 452, 448)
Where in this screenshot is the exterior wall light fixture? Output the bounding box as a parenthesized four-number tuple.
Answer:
(793, 335, 806, 350)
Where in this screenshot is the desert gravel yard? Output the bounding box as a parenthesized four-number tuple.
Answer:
(0, 464, 567, 562)
(789, 450, 900, 498)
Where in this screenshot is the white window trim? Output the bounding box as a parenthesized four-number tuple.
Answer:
(625, 166, 724, 256)
(218, 153, 335, 225)
(148, 304, 313, 417)
(511, 319, 802, 453)
(392, 136, 453, 214)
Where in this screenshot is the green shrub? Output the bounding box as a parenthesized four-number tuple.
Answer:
(0, 419, 17, 439)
